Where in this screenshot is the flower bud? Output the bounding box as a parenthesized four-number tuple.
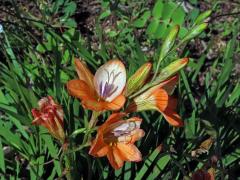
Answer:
(125, 62, 152, 96)
(32, 96, 65, 142)
(182, 23, 208, 42)
(153, 58, 188, 84)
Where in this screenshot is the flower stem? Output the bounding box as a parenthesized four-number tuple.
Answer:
(88, 111, 101, 129)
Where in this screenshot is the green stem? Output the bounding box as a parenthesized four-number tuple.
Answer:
(65, 153, 72, 180)
(88, 111, 101, 129)
(65, 142, 91, 155)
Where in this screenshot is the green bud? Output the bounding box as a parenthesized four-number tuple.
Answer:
(125, 63, 152, 96)
(182, 23, 208, 42)
(194, 10, 212, 26)
(154, 58, 189, 84)
(159, 25, 180, 63)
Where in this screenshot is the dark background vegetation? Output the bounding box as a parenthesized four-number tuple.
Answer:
(0, 0, 239, 179)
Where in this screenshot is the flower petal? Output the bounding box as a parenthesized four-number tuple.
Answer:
(104, 94, 126, 111)
(81, 99, 105, 111)
(130, 129, 145, 143)
(107, 146, 124, 169)
(67, 79, 95, 99)
(94, 60, 126, 102)
(162, 107, 183, 127)
(104, 117, 142, 137)
(117, 143, 142, 162)
(74, 59, 95, 90)
(67, 80, 107, 111)
(127, 88, 168, 112)
(161, 75, 179, 95)
(161, 96, 183, 127)
(103, 113, 126, 129)
(89, 134, 109, 157)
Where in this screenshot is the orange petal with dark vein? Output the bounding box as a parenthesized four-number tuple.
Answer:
(152, 88, 169, 111)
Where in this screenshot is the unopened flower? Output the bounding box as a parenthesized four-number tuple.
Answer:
(32, 96, 65, 142)
(89, 113, 145, 169)
(67, 59, 126, 111)
(127, 75, 183, 127)
(192, 168, 215, 180)
(125, 62, 152, 96)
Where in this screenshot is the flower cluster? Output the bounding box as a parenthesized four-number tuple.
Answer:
(31, 57, 188, 169)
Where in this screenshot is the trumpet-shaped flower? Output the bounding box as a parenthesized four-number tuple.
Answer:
(67, 59, 126, 111)
(32, 96, 65, 142)
(127, 75, 183, 127)
(89, 113, 145, 169)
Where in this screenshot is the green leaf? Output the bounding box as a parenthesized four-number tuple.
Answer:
(185, 110, 196, 139)
(172, 7, 185, 25)
(223, 148, 240, 166)
(217, 38, 234, 88)
(162, 2, 176, 20)
(42, 135, 59, 159)
(146, 18, 159, 36)
(63, 18, 77, 28)
(135, 145, 162, 179)
(71, 128, 86, 137)
(36, 44, 46, 53)
(152, 0, 164, 19)
(147, 153, 171, 179)
(226, 83, 240, 106)
(64, 2, 77, 16)
(154, 23, 167, 39)
(133, 11, 151, 28)
(0, 122, 22, 151)
(99, 9, 111, 20)
(0, 140, 5, 173)
(0, 106, 30, 125)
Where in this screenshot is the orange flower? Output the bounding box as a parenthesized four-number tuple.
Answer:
(32, 96, 65, 142)
(192, 169, 215, 180)
(127, 75, 183, 127)
(89, 113, 145, 169)
(67, 59, 126, 111)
